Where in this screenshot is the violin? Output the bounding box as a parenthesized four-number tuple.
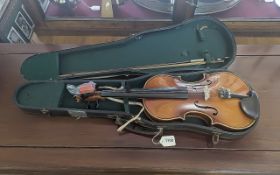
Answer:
(142, 72, 255, 131)
(80, 72, 255, 131)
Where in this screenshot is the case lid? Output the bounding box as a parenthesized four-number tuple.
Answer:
(21, 16, 236, 81)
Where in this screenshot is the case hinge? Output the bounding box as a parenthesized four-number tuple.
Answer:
(41, 108, 49, 115)
(203, 50, 213, 64)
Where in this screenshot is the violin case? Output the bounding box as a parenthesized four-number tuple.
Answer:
(15, 16, 260, 143)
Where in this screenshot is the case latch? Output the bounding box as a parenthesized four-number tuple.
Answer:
(212, 132, 221, 145)
(68, 110, 88, 119)
(41, 108, 49, 115)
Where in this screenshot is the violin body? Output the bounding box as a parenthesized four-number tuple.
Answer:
(143, 72, 255, 131)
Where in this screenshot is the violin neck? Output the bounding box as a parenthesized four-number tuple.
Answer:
(99, 88, 189, 99)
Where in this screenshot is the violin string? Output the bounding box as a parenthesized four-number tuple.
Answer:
(99, 85, 198, 97)
(99, 85, 213, 99)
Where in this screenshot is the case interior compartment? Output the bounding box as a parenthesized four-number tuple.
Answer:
(21, 17, 235, 81)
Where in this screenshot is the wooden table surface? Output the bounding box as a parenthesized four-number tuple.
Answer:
(0, 44, 280, 175)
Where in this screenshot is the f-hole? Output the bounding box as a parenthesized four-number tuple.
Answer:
(194, 101, 218, 116)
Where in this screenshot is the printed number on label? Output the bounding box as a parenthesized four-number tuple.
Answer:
(159, 136, 176, 147)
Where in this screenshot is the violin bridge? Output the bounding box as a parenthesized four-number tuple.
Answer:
(204, 86, 210, 101)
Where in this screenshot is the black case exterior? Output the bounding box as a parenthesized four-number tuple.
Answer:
(15, 16, 260, 142)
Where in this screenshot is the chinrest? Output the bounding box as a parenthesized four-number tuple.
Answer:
(240, 91, 260, 120)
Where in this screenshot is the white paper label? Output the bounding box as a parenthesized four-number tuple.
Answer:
(90, 6, 101, 11)
(159, 136, 176, 147)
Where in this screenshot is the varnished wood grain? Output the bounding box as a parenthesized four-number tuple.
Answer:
(37, 35, 124, 46)
(236, 45, 280, 55)
(1, 44, 280, 174)
(36, 20, 173, 36)
(0, 148, 280, 174)
(224, 21, 280, 36)
(236, 36, 280, 45)
(143, 73, 254, 130)
(0, 44, 79, 54)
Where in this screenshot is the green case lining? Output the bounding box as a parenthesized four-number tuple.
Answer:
(21, 16, 235, 81)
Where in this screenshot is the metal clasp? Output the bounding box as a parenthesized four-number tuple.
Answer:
(41, 108, 49, 115)
(68, 110, 88, 120)
(212, 132, 221, 145)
